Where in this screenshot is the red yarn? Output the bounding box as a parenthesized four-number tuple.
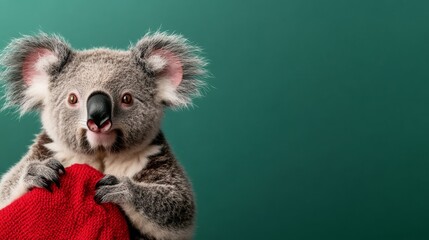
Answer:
(0, 164, 129, 240)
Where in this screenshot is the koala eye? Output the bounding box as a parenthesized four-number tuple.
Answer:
(121, 93, 133, 105)
(68, 93, 78, 105)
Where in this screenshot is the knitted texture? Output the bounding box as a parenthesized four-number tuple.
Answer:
(0, 164, 129, 240)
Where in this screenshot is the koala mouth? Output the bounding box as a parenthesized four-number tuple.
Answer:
(86, 130, 117, 149)
(78, 128, 125, 154)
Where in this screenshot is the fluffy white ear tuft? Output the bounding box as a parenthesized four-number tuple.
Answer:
(0, 33, 72, 113)
(20, 48, 57, 112)
(150, 49, 184, 105)
(22, 48, 58, 85)
(146, 54, 167, 73)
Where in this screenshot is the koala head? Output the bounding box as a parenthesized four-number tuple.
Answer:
(0, 32, 206, 155)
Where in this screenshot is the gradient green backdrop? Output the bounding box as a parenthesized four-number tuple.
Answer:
(0, 1, 428, 239)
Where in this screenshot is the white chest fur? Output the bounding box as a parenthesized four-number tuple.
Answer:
(44, 142, 161, 178)
(103, 145, 161, 177)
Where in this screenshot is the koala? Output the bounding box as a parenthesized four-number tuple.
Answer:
(0, 32, 206, 239)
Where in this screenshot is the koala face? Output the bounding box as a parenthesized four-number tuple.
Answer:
(46, 49, 163, 154)
(0, 33, 205, 155)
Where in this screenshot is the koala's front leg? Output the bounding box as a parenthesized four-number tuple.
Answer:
(95, 170, 195, 240)
(0, 158, 65, 209)
(0, 133, 64, 209)
(0, 160, 28, 209)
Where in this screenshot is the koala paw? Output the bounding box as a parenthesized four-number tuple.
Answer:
(95, 175, 132, 204)
(24, 159, 65, 192)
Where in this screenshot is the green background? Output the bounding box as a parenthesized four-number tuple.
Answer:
(0, 0, 428, 239)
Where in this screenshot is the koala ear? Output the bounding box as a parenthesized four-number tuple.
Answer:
(131, 32, 206, 108)
(0, 33, 72, 113)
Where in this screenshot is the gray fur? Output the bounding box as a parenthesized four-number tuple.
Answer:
(0, 32, 206, 239)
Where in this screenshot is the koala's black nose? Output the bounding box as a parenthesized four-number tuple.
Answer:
(87, 92, 112, 133)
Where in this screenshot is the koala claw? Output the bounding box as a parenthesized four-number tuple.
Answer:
(94, 175, 131, 204)
(95, 175, 120, 189)
(45, 159, 66, 175)
(25, 159, 65, 192)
